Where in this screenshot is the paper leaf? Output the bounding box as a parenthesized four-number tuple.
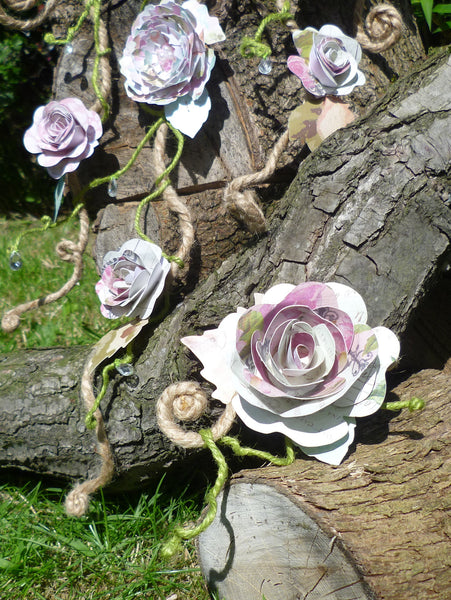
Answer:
(85, 319, 148, 375)
(289, 98, 356, 151)
(288, 100, 324, 150)
(164, 89, 211, 138)
(53, 177, 65, 222)
(292, 29, 314, 61)
(316, 97, 356, 140)
(238, 309, 264, 347)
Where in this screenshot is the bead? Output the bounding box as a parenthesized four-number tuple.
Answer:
(108, 178, 118, 198)
(9, 251, 23, 271)
(258, 58, 272, 75)
(116, 363, 134, 376)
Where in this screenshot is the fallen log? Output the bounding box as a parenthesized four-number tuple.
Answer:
(197, 361, 451, 600)
(1, 47, 450, 487)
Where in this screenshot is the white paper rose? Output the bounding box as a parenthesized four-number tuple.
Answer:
(287, 25, 366, 97)
(95, 239, 170, 320)
(119, 0, 225, 138)
(23, 97, 102, 179)
(182, 281, 400, 465)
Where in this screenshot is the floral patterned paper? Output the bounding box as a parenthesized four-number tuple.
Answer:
(182, 282, 400, 465)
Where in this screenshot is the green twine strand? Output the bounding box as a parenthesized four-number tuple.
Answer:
(220, 435, 295, 466)
(160, 433, 295, 559)
(160, 429, 229, 559)
(133, 120, 185, 267)
(7, 215, 54, 256)
(44, 0, 96, 46)
(382, 397, 426, 412)
(91, 0, 111, 121)
(44, 0, 111, 122)
(85, 344, 134, 429)
(240, 1, 294, 59)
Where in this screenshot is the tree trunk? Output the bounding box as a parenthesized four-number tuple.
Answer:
(197, 361, 451, 600)
(1, 47, 450, 487)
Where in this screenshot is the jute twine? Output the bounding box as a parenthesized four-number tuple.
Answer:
(88, 1, 112, 117)
(1, 207, 89, 333)
(153, 123, 195, 277)
(65, 346, 115, 517)
(354, 1, 403, 53)
(224, 129, 290, 234)
(0, 0, 57, 30)
(157, 382, 236, 449)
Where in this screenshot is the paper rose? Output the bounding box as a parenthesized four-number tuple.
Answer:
(95, 239, 170, 320)
(119, 0, 225, 138)
(287, 25, 365, 98)
(23, 97, 102, 179)
(182, 282, 400, 465)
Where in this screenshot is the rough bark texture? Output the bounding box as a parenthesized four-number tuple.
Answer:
(198, 362, 451, 600)
(52, 0, 426, 281)
(1, 48, 450, 488)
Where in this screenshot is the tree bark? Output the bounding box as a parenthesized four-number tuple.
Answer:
(1, 48, 450, 487)
(197, 361, 451, 600)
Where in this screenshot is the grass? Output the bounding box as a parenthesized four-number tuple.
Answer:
(0, 479, 211, 600)
(0, 214, 111, 353)
(0, 215, 213, 599)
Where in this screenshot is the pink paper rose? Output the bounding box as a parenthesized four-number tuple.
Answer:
(119, 0, 225, 137)
(95, 239, 170, 320)
(182, 282, 400, 465)
(287, 25, 366, 97)
(23, 98, 102, 179)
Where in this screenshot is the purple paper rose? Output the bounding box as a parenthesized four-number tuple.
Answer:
(182, 282, 400, 465)
(119, 0, 225, 137)
(95, 239, 170, 320)
(287, 25, 365, 97)
(23, 98, 102, 179)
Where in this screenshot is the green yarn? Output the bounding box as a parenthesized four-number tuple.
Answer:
(44, 0, 96, 46)
(382, 397, 426, 412)
(85, 345, 134, 430)
(7, 215, 54, 256)
(91, 0, 111, 121)
(240, 1, 294, 59)
(160, 429, 229, 558)
(220, 435, 295, 466)
(133, 120, 185, 262)
(160, 432, 296, 559)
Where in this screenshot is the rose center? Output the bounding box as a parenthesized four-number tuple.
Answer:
(44, 106, 74, 146)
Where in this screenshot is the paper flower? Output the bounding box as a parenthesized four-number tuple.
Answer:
(182, 282, 400, 465)
(95, 239, 170, 320)
(119, 0, 225, 138)
(287, 25, 365, 98)
(23, 98, 102, 179)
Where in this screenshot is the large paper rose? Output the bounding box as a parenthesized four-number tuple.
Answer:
(95, 239, 170, 320)
(119, 0, 225, 138)
(23, 98, 102, 179)
(287, 25, 365, 97)
(182, 282, 400, 465)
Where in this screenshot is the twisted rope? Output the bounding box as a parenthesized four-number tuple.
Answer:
(0, 0, 57, 30)
(65, 346, 115, 517)
(156, 382, 236, 449)
(88, 0, 111, 119)
(354, 1, 403, 53)
(224, 129, 290, 233)
(153, 122, 195, 277)
(1, 206, 89, 333)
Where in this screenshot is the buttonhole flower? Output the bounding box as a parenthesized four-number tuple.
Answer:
(182, 281, 400, 465)
(95, 239, 170, 320)
(119, 0, 226, 138)
(287, 25, 366, 97)
(23, 97, 102, 179)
